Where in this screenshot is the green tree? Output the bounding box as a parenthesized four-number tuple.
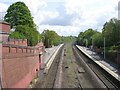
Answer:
(77, 28, 96, 46)
(76, 32, 84, 45)
(42, 30, 60, 47)
(4, 2, 35, 28)
(102, 18, 120, 46)
(10, 25, 41, 46)
(9, 31, 25, 39)
(5, 2, 41, 46)
(92, 32, 103, 47)
(61, 36, 76, 43)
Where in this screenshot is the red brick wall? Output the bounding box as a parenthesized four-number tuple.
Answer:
(2, 44, 40, 54)
(2, 46, 10, 54)
(1, 34, 9, 42)
(1, 43, 44, 88)
(8, 39, 27, 46)
(0, 23, 10, 33)
(2, 54, 40, 88)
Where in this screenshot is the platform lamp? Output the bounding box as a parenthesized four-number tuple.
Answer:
(92, 37, 94, 55)
(85, 39, 88, 48)
(103, 37, 106, 59)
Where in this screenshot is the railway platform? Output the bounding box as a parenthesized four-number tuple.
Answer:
(28, 44, 63, 88)
(76, 45, 120, 82)
(41, 45, 59, 69)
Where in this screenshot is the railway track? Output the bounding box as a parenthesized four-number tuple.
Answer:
(33, 45, 64, 88)
(34, 43, 119, 89)
(73, 44, 119, 89)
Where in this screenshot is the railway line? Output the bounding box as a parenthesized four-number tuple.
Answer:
(33, 43, 119, 89)
(73, 45, 119, 89)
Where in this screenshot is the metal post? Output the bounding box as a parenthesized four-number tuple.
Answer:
(92, 38, 93, 55)
(48, 39, 49, 47)
(104, 37, 105, 59)
(86, 39, 87, 48)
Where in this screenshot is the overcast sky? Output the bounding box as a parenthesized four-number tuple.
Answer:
(0, 0, 119, 36)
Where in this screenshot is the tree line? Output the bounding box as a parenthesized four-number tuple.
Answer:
(77, 18, 120, 50)
(76, 18, 120, 62)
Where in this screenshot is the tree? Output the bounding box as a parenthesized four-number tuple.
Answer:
(61, 36, 76, 43)
(77, 28, 96, 46)
(102, 18, 120, 46)
(10, 25, 41, 46)
(76, 32, 84, 45)
(42, 30, 60, 47)
(92, 32, 103, 47)
(4, 2, 35, 28)
(5, 2, 41, 46)
(9, 31, 25, 39)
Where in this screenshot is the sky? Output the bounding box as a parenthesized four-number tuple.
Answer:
(0, 0, 119, 36)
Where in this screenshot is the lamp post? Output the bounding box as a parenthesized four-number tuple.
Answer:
(48, 39, 49, 47)
(92, 37, 93, 55)
(86, 39, 87, 48)
(104, 37, 106, 59)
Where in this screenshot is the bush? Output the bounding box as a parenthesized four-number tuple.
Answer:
(9, 25, 41, 46)
(110, 45, 120, 51)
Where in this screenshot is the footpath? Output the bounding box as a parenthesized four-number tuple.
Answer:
(76, 45, 120, 81)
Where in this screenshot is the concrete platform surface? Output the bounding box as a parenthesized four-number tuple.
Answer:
(76, 45, 120, 81)
(40, 45, 62, 69)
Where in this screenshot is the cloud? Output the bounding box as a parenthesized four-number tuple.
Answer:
(0, 0, 119, 36)
(38, 25, 80, 36)
(41, 3, 82, 26)
(0, 3, 9, 20)
(64, 0, 118, 31)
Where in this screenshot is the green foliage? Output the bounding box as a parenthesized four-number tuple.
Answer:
(102, 18, 120, 46)
(110, 45, 120, 51)
(4, 2, 35, 28)
(76, 18, 120, 62)
(61, 36, 76, 43)
(42, 30, 61, 47)
(77, 18, 120, 49)
(9, 31, 25, 39)
(10, 25, 41, 46)
(5, 2, 41, 46)
(92, 32, 103, 47)
(77, 28, 96, 46)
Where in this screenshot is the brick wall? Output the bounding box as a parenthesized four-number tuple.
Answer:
(0, 22, 45, 88)
(2, 44, 43, 54)
(8, 39, 28, 46)
(0, 34, 9, 42)
(2, 54, 40, 88)
(1, 43, 44, 88)
(0, 23, 10, 33)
